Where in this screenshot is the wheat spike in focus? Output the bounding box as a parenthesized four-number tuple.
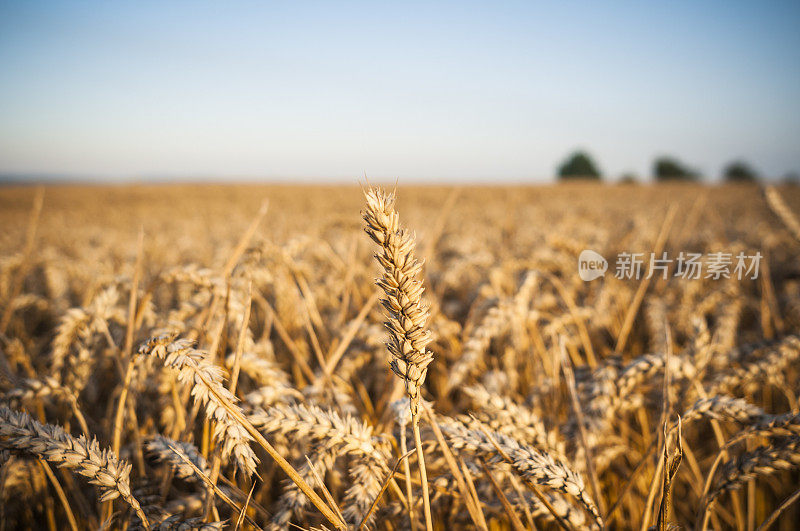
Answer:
(363, 186, 435, 531)
(362, 186, 434, 416)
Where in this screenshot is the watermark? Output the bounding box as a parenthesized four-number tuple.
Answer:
(578, 250, 762, 281)
(578, 249, 608, 281)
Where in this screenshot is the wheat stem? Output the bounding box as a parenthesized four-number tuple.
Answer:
(412, 414, 434, 531)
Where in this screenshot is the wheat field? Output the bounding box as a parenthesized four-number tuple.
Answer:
(1, 182, 799, 530)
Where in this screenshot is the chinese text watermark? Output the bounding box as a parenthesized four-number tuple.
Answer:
(578, 250, 761, 282)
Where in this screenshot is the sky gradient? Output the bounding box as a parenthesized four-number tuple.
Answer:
(1, 1, 799, 182)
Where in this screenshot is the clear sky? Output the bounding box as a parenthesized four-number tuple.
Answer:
(1, 1, 799, 182)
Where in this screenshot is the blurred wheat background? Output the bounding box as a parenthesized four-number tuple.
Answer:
(1, 182, 799, 530)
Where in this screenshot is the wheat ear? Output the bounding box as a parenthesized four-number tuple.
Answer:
(138, 334, 259, 476)
(709, 438, 800, 503)
(363, 186, 434, 531)
(146, 516, 224, 530)
(0, 405, 149, 528)
(139, 334, 345, 529)
(698, 437, 800, 530)
(441, 416, 603, 528)
(250, 402, 390, 525)
(680, 395, 766, 425)
(145, 435, 210, 482)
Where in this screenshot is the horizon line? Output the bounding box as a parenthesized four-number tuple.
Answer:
(0, 173, 788, 187)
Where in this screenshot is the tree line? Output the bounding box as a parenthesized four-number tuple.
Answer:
(556, 150, 796, 183)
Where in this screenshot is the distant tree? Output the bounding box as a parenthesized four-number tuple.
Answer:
(653, 157, 698, 181)
(723, 161, 759, 182)
(784, 172, 800, 186)
(619, 173, 638, 185)
(557, 151, 601, 180)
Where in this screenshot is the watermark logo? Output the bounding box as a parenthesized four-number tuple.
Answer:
(578, 249, 608, 281)
(578, 250, 762, 281)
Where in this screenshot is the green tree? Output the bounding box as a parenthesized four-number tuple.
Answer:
(557, 151, 601, 180)
(723, 161, 758, 182)
(653, 157, 698, 181)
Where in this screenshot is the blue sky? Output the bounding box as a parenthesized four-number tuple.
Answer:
(1, 1, 798, 182)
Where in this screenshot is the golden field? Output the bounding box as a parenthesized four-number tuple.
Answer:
(1, 182, 800, 530)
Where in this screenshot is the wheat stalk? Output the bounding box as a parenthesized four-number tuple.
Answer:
(363, 186, 435, 531)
